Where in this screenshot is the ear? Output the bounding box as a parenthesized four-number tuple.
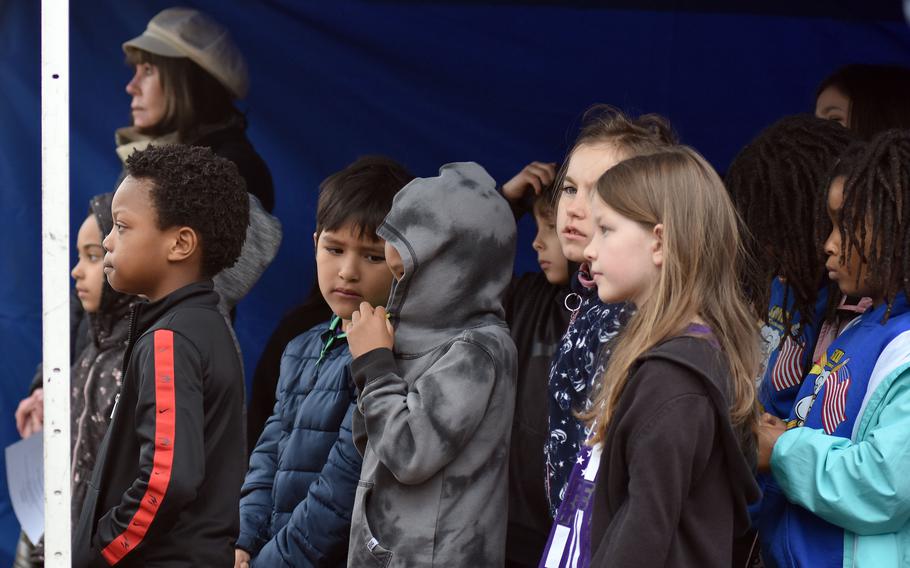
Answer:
(167, 226, 199, 263)
(651, 224, 664, 268)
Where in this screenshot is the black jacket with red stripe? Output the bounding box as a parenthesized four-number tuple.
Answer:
(73, 280, 245, 567)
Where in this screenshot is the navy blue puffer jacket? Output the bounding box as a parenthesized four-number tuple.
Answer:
(237, 318, 361, 567)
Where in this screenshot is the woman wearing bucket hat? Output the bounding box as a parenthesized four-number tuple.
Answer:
(114, 7, 282, 356)
(119, 6, 274, 211)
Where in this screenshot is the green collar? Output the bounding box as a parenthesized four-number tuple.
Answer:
(317, 315, 347, 367)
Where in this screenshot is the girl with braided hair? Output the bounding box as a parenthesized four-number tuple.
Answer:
(757, 129, 910, 568)
(726, 115, 859, 419)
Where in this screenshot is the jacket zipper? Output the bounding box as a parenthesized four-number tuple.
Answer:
(111, 303, 142, 420)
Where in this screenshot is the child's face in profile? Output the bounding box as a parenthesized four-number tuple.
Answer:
(384, 241, 405, 281)
(532, 204, 570, 286)
(556, 142, 624, 263)
(584, 194, 661, 307)
(824, 176, 882, 303)
(71, 214, 105, 313)
(314, 223, 394, 323)
(104, 176, 174, 300)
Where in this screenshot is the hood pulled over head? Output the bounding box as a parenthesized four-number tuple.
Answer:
(379, 162, 516, 353)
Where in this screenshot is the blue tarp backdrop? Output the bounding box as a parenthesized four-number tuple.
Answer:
(1, 0, 908, 561)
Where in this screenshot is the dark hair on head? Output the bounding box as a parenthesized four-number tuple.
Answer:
(316, 156, 415, 240)
(726, 114, 857, 335)
(126, 48, 238, 141)
(552, 104, 678, 206)
(837, 129, 910, 318)
(828, 140, 868, 183)
(124, 144, 249, 277)
(817, 64, 910, 140)
(532, 190, 556, 220)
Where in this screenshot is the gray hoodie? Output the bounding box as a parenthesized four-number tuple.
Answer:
(348, 162, 518, 567)
(213, 193, 281, 382)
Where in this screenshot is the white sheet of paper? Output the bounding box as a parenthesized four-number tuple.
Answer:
(5, 432, 44, 543)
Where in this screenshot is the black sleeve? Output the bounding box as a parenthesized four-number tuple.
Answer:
(503, 272, 546, 326)
(590, 389, 716, 567)
(28, 363, 42, 395)
(89, 329, 206, 565)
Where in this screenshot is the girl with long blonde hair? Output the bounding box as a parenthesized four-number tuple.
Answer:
(540, 146, 761, 568)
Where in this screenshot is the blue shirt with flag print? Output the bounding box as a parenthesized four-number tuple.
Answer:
(758, 279, 830, 419)
(757, 294, 910, 568)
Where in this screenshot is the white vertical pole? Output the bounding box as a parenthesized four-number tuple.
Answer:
(41, 0, 71, 565)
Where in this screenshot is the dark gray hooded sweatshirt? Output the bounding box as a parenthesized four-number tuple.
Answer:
(348, 162, 518, 567)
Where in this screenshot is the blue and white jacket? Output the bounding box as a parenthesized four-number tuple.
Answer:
(758, 278, 830, 419)
(759, 294, 910, 567)
(237, 317, 361, 567)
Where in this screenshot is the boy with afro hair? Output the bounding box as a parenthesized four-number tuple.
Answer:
(73, 144, 249, 567)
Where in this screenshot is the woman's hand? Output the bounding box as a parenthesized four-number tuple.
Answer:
(501, 161, 557, 203)
(347, 302, 395, 359)
(756, 412, 787, 472)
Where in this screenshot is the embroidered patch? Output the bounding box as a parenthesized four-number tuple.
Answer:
(821, 365, 851, 434)
(772, 336, 805, 391)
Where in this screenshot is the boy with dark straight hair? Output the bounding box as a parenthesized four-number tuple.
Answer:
(236, 156, 413, 567)
(244, 156, 414, 451)
(73, 144, 249, 567)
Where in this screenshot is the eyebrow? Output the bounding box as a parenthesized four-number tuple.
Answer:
(320, 235, 348, 246)
(564, 175, 577, 186)
(82, 243, 105, 251)
(321, 234, 384, 251)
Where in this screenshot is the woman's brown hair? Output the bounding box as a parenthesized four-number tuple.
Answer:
(583, 146, 761, 444)
(126, 48, 238, 141)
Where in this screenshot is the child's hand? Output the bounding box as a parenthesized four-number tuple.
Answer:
(234, 549, 251, 568)
(502, 161, 557, 203)
(756, 412, 787, 472)
(347, 302, 395, 359)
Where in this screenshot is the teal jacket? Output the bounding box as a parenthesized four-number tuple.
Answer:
(770, 325, 910, 567)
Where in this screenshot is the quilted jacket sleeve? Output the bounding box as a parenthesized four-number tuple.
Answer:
(252, 403, 362, 567)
